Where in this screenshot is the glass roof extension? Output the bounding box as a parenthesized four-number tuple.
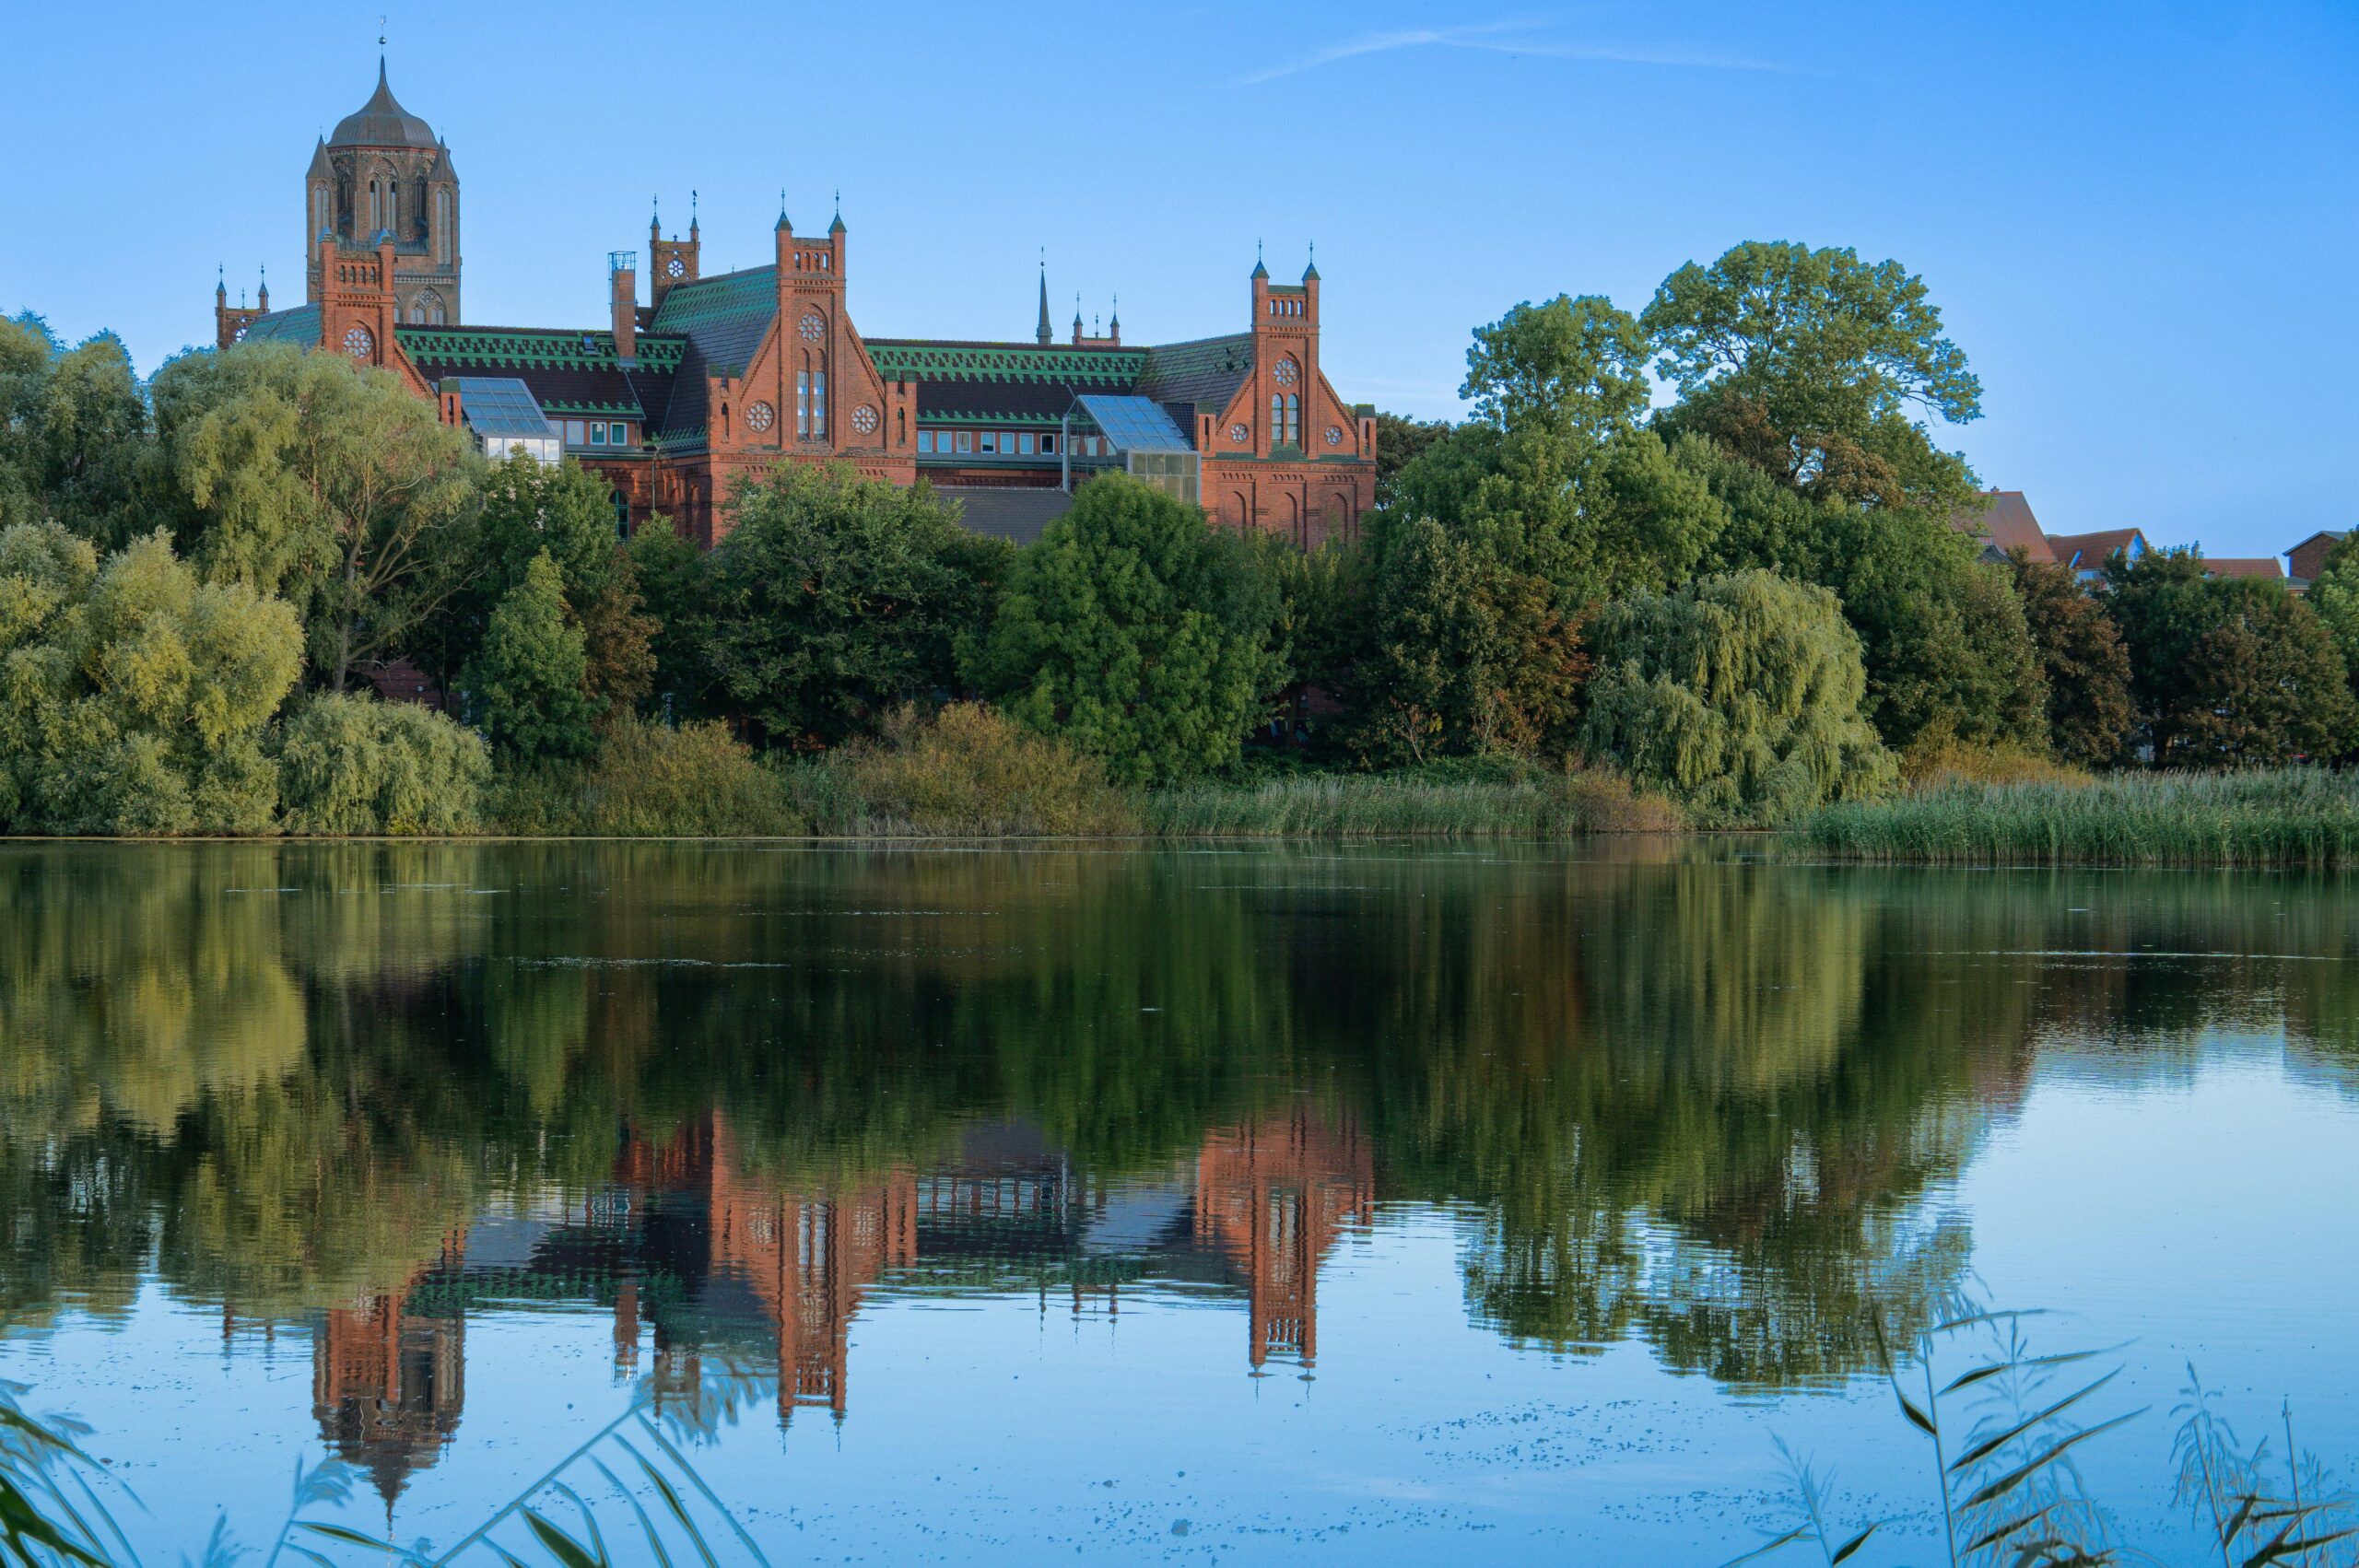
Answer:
(445, 377, 557, 441)
(1071, 394, 1193, 454)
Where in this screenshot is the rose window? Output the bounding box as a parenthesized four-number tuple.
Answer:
(798, 313, 826, 342)
(851, 404, 879, 435)
(342, 325, 373, 358)
(1271, 358, 1298, 387)
(745, 401, 776, 433)
(1325, 426, 1344, 446)
(1228, 423, 1250, 443)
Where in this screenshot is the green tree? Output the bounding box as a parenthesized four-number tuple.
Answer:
(0, 523, 301, 833)
(1644, 241, 1981, 511)
(2301, 532, 2359, 684)
(2108, 549, 2353, 763)
(273, 692, 491, 834)
(699, 464, 1005, 747)
(1333, 514, 1587, 765)
(432, 454, 655, 718)
(1694, 442, 2046, 752)
(1579, 569, 1896, 824)
(145, 343, 480, 690)
(464, 550, 595, 762)
(1371, 412, 1451, 509)
(1385, 295, 1720, 611)
(0, 313, 147, 541)
(964, 473, 1283, 784)
(2007, 550, 2134, 764)
(624, 515, 711, 716)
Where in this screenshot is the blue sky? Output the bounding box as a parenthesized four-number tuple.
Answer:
(6, 2, 2353, 559)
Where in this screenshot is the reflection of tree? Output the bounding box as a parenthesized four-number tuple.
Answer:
(5, 843, 2356, 1398)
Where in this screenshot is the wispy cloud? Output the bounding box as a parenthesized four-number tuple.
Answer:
(1237, 18, 1797, 87)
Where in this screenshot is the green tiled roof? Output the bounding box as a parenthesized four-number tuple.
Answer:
(394, 325, 683, 373)
(1134, 333, 1253, 407)
(235, 305, 320, 346)
(866, 341, 1145, 386)
(649, 265, 778, 374)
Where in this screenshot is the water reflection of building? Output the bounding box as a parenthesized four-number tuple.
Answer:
(1194, 1111, 1375, 1368)
(311, 1108, 1373, 1493)
(311, 1233, 468, 1509)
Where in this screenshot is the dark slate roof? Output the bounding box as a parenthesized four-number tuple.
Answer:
(917, 380, 1093, 424)
(1953, 490, 2055, 564)
(396, 326, 681, 423)
(236, 305, 320, 346)
(936, 486, 1075, 548)
(1134, 334, 1253, 409)
(648, 265, 777, 377)
(331, 62, 440, 148)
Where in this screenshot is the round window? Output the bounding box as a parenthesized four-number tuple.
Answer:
(745, 402, 776, 433)
(341, 325, 373, 358)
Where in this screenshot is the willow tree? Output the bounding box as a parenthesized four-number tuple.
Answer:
(146, 343, 479, 690)
(1579, 569, 1895, 824)
(0, 522, 300, 833)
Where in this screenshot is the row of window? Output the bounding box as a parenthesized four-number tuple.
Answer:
(564, 419, 634, 448)
(916, 429, 1073, 457)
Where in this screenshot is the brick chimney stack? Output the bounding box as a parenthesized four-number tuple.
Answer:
(609, 252, 639, 365)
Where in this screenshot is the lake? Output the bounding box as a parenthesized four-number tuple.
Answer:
(2, 841, 2355, 1564)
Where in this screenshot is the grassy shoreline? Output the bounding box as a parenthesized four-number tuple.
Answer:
(1798, 768, 2359, 867)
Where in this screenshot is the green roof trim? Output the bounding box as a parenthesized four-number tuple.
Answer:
(867, 341, 1145, 386)
(395, 325, 684, 373)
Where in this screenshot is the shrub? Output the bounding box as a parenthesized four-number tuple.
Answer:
(492, 715, 804, 837)
(0, 523, 300, 834)
(1898, 733, 2089, 790)
(1580, 569, 1896, 825)
(274, 693, 490, 835)
(786, 703, 1140, 837)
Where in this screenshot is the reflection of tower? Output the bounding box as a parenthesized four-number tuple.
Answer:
(1194, 1110, 1374, 1369)
(311, 1252, 468, 1508)
(643, 1112, 918, 1428)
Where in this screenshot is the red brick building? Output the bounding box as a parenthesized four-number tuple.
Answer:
(217, 64, 1378, 549)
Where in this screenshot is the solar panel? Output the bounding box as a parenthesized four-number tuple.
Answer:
(1073, 394, 1192, 454)
(445, 377, 557, 441)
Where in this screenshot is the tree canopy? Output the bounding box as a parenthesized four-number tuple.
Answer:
(0, 522, 301, 833)
(2008, 551, 2133, 765)
(698, 463, 1007, 747)
(965, 473, 1283, 784)
(464, 550, 596, 763)
(1645, 241, 1981, 511)
(1579, 569, 1896, 823)
(146, 343, 480, 690)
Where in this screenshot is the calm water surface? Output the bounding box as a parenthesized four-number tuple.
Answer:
(2, 841, 2355, 1562)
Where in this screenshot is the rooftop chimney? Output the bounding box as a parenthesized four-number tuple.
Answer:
(609, 252, 638, 365)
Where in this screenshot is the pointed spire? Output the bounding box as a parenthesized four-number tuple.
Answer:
(689, 189, 699, 237)
(257, 265, 269, 310)
(1250, 240, 1269, 281)
(1036, 252, 1052, 346)
(828, 190, 844, 235)
(775, 188, 792, 232)
(1073, 292, 1084, 333)
(1303, 242, 1319, 282)
(216, 264, 227, 302)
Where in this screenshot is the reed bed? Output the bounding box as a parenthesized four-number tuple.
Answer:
(1800, 768, 2359, 867)
(1144, 766, 1683, 838)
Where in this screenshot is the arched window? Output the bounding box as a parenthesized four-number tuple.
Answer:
(813, 354, 827, 439)
(796, 357, 811, 439)
(388, 179, 399, 234)
(1269, 392, 1300, 450)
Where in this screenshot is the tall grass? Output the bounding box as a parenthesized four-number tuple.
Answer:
(1144, 761, 1684, 838)
(1800, 769, 2359, 868)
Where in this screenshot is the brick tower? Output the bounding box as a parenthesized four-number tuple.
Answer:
(306, 59, 462, 324)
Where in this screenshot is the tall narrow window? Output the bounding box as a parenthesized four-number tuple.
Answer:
(1270, 393, 1284, 448)
(435, 189, 450, 263)
(812, 357, 827, 439)
(388, 180, 399, 235)
(797, 363, 811, 438)
(1284, 394, 1300, 449)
